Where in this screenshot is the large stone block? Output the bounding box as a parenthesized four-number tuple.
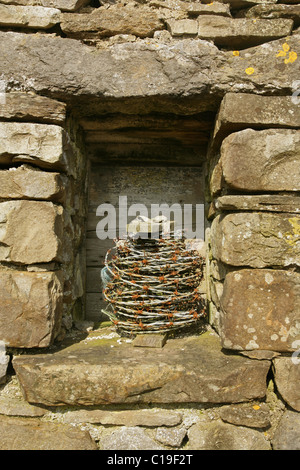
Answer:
(0, 165, 66, 202)
(221, 129, 300, 192)
(211, 212, 300, 268)
(212, 94, 300, 147)
(197, 16, 293, 47)
(220, 269, 300, 352)
(12, 332, 270, 406)
(0, 30, 299, 116)
(0, 270, 63, 348)
(0, 200, 64, 264)
(61, 4, 164, 39)
(0, 122, 68, 172)
(0, 4, 61, 29)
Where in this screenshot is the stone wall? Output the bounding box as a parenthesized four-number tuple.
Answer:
(0, 0, 299, 451)
(0, 93, 88, 349)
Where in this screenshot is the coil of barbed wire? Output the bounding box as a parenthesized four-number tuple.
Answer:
(101, 236, 206, 335)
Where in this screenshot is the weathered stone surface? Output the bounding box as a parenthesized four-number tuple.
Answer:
(239, 4, 300, 25)
(0, 415, 97, 450)
(0, 4, 61, 29)
(61, 4, 164, 39)
(219, 403, 271, 429)
(0, 30, 299, 116)
(0, 395, 46, 417)
(273, 357, 300, 411)
(186, 2, 231, 17)
(167, 19, 198, 36)
(201, 0, 277, 7)
(211, 213, 300, 268)
(0, 0, 89, 11)
(215, 195, 300, 214)
(0, 341, 9, 385)
(212, 94, 300, 147)
(155, 426, 187, 447)
(12, 332, 270, 406)
(0, 122, 68, 172)
(0, 92, 66, 124)
(133, 333, 167, 348)
(0, 270, 63, 348)
(63, 409, 183, 427)
(220, 269, 300, 352)
(100, 427, 163, 451)
(0, 165, 66, 203)
(197, 16, 293, 48)
(220, 129, 300, 192)
(0, 200, 64, 264)
(272, 410, 300, 450)
(150, 0, 231, 17)
(188, 420, 271, 450)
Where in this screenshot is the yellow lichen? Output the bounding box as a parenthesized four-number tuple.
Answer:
(284, 217, 300, 246)
(282, 43, 290, 52)
(232, 51, 240, 56)
(276, 50, 286, 58)
(245, 67, 255, 75)
(284, 51, 298, 64)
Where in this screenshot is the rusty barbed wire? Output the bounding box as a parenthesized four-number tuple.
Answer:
(101, 236, 206, 335)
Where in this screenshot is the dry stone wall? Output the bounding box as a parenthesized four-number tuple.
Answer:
(0, 93, 88, 349)
(0, 0, 299, 451)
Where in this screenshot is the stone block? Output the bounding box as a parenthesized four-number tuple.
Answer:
(0, 395, 46, 417)
(0, 200, 64, 264)
(0, 93, 66, 125)
(0, 270, 63, 348)
(0, 165, 66, 203)
(0, 122, 68, 172)
(167, 19, 198, 36)
(212, 94, 300, 147)
(0, 415, 97, 450)
(0, 0, 89, 11)
(100, 427, 163, 451)
(197, 16, 293, 48)
(0, 30, 299, 117)
(0, 4, 60, 29)
(12, 332, 270, 406)
(188, 420, 271, 450)
(63, 409, 183, 427)
(155, 427, 187, 447)
(273, 357, 300, 411)
(220, 269, 300, 352)
(272, 410, 300, 450)
(239, 4, 300, 25)
(219, 403, 271, 429)
(211, 212, 300, 268)
(215, 195, 300, 214)
(61, 4, 164, 39)
(200, 0, 277, 8)
(187, 2, 231, 17)
(133, 334, 167, 348)
(220, 129, 300, 192)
